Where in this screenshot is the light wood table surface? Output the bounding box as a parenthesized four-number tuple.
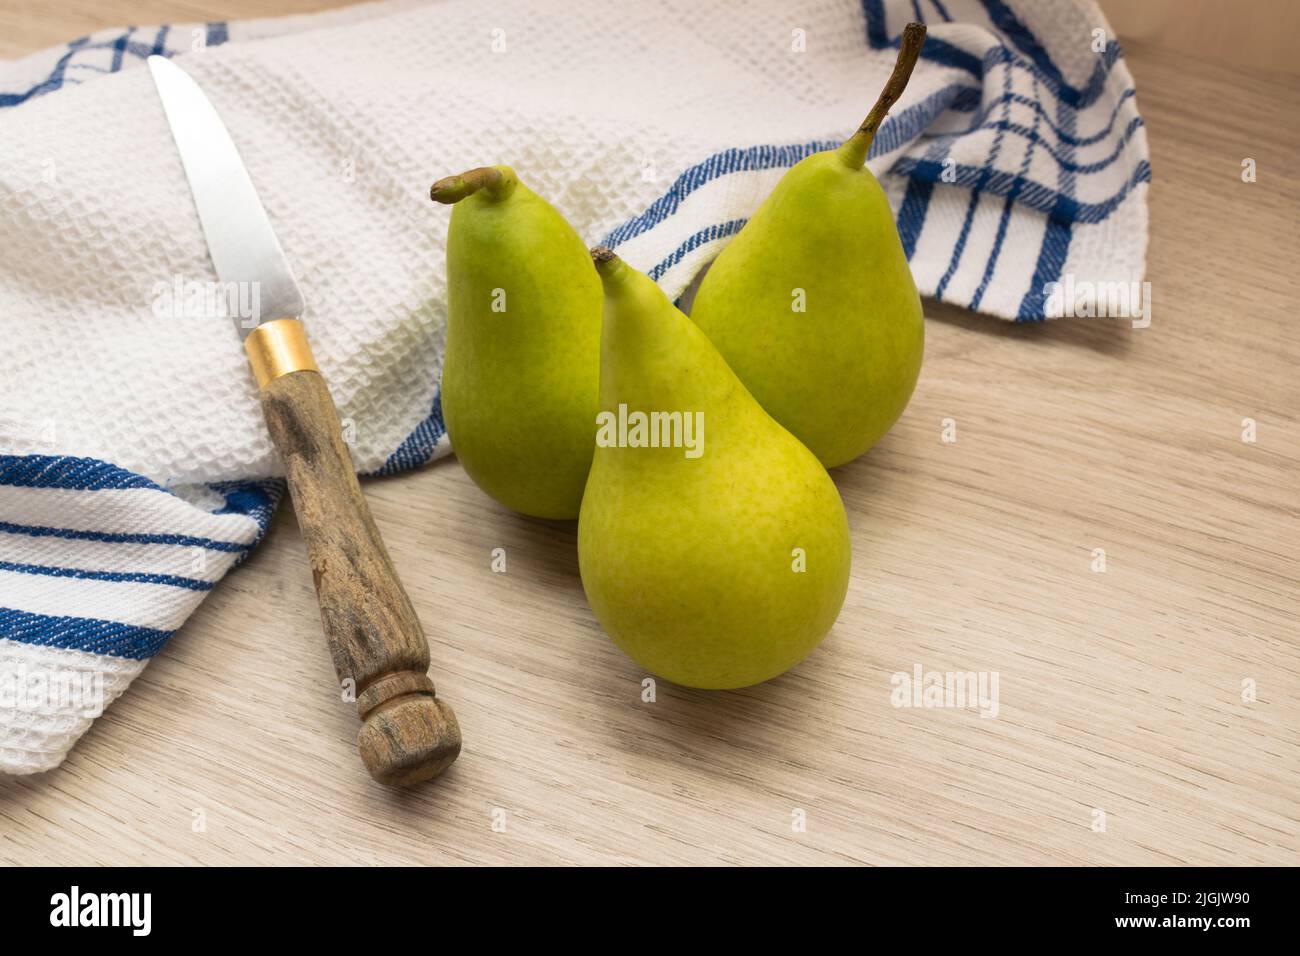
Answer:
(2, 2, 1297, 866)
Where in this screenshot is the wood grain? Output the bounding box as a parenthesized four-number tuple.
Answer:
(259, 364, 460, 786)
(1, 6, 1297, 865)
(0, 0, 349, 58)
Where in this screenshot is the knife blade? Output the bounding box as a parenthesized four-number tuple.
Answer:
(147, 55, 461, 787)
(147, 56, 303, 334)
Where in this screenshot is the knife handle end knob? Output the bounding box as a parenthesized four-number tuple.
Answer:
(357, 674, 462, 787)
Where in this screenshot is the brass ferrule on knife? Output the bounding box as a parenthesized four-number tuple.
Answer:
(244, 317, 319, 388)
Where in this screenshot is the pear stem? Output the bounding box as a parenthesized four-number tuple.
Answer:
(590, 246, 626, 283)
(838, 22, 927, 168)
(430, 166, 512, 203)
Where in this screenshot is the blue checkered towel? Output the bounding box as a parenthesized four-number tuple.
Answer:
(0, 0, 1150, 772)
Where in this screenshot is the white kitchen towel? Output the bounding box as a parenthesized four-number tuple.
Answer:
(0, 0, 1150, 773)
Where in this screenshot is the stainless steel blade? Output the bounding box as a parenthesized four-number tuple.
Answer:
(147, 55, 304, 337)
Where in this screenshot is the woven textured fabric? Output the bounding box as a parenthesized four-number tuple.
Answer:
(0, 0, 1150, 773)
(0, 638, 147, 774)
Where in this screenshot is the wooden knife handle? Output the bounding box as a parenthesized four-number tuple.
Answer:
(247, 318, 461, 787)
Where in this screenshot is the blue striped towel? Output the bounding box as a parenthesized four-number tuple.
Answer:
(0, 0, 1149, 772)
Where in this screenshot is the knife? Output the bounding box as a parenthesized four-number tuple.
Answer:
(146, 55, 460, 787)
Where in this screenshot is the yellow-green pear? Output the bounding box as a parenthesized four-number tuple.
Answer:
(579, 249, 851, 689)
(690, 23, 928, 468)
(431, 165, 601, 519)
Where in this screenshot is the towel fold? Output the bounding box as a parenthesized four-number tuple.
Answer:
(0, 0, 1150, 773)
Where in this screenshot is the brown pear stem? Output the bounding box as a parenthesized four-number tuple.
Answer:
(430, 165, 508, 203)
(838, 22, 927, 168)
(590, 246, 623, 282)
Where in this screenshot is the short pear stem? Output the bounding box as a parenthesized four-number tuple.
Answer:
(838, 22, 927, 168)
(590, 246, 627, 285)
(430, 165, 516, 203)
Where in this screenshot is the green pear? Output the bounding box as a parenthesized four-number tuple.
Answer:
(579, 249, 851, 689)
(689, 23, 928, 468)
(431, 165, 601, 519)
